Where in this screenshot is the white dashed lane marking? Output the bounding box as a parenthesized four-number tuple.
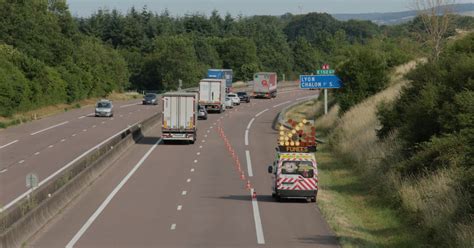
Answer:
(170, 224, 176, 230)
(34, 152, 40, 156)
(177, 205, 182, 211)
(18, 160, 25, 164)
(181, 191, 187, 196)
(194, 160, 198, 163)
(186, 178, 191, 183)
(30, 121, 69, 136)
(48, 145, 54, 148)
(0, 140, 19, 149)
(190, 168, 195, 172)
(61, 139, 66, 142)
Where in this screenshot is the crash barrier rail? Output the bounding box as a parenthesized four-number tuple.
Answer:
(0, 113, 161, 248)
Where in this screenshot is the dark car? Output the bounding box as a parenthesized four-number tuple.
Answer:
(143, 93, 158, 105)
(237, 92, 250, 103)
(198, 105, 208, 120)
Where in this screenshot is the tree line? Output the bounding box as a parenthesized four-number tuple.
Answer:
(2, 0, 466, 117)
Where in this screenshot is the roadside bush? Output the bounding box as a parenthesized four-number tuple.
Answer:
(335, 46, 389, 112)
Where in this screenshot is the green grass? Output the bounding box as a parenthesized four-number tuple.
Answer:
(316, 134, 426, 248)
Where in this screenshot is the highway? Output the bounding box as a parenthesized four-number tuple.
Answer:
(0, 100, 159, 210)
(23, 89, 339, 247)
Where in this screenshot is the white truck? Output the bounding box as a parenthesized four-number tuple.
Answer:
(199, 79, 226, 113)
(162, 92, 198, 144)
(253, 72, 277, 98)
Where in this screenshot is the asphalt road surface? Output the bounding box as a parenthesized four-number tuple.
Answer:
(0, 99, 159, 210)
(25, 89, 339, 248)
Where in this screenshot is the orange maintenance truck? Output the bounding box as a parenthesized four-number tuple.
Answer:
(268, 119, 318, 202)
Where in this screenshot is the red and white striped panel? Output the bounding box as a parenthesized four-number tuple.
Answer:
(276, 176, 318, 191)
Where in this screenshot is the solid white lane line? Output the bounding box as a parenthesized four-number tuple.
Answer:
(65, 137, 161, 248)
(245, 150, 253, 177)
(182, 191, 187, 196)
(186, 178, 191, 183)
(245, 130, 249, 146)
(273, 100, 292, 108)
(30, 121, 69, 136)
(2, 122, 140, 213)
(0, 140, 19, 149)
(170, 224, 176, 230)
(18, 160, 25, 164)
(119, 102, 140, 108)
(34, 152, 40, 156)
(251, 188, 265, 244)
(247, 118, 255, 130)
(177, 205, 182, 211)
(255, 109, 269, 117)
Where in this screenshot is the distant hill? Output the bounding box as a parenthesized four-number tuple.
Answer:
(332, 3, 474, 25)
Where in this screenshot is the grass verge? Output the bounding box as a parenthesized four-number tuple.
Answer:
(316, 131, 425, 247)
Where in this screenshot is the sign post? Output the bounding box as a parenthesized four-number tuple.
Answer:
(299, 65, 342, 115)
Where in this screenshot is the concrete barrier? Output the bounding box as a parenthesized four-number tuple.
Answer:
(0, 113, 161, 248)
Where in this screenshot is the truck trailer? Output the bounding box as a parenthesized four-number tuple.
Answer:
(253, 72, 277, 98)
(207, 69, 233, 92)
(162, 92, 198, 144)
(199, 79, 226, 113)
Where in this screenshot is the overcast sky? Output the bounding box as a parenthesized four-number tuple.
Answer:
(67, 0, 472, 17)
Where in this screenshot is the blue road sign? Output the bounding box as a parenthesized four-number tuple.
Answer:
(299, 75, 342, 89)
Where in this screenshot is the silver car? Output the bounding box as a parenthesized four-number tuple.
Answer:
(95, 100, 114, 117)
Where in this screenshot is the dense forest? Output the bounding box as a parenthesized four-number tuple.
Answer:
(0, 0, 472, 118)
(0, 0, 422, 117)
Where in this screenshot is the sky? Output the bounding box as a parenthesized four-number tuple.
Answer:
(67, 0, 472, 17)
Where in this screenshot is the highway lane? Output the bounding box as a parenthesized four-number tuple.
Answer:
(0, 99, 159, 209)
(27, 89, 336, 247)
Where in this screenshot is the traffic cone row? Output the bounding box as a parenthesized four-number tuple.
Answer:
(217, 122, 255, 193)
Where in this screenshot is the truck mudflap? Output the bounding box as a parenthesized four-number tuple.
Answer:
(204, 103, 223, 112)
(253, 91, 276, 99)
(162, 131, 196, 142)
